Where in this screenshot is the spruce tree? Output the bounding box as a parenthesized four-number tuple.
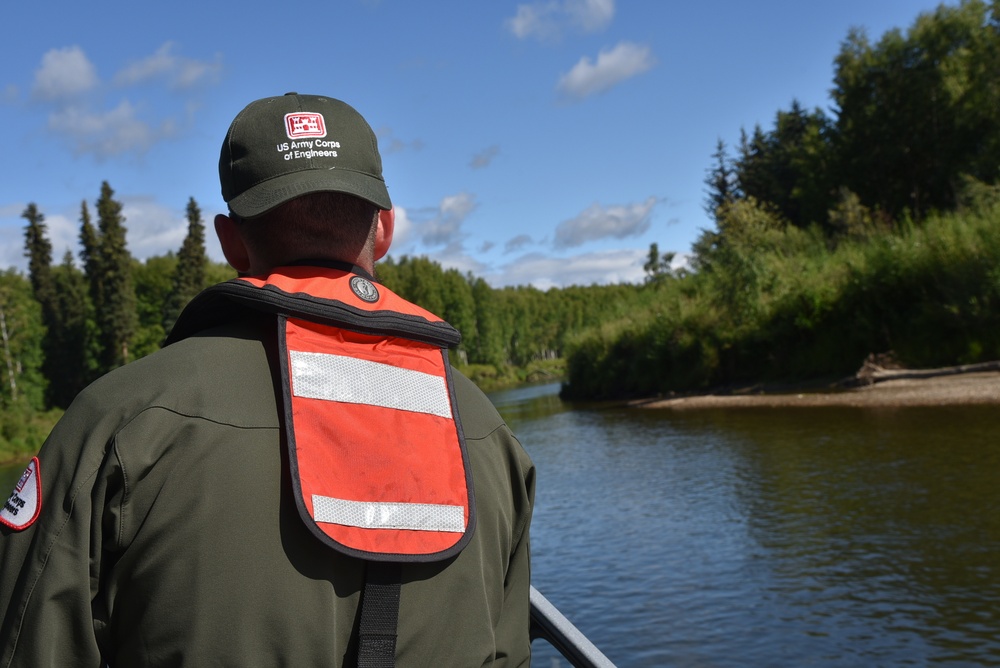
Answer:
(22, 203, 59, 407)
(49, 251, 92, 407)
(704, 139, 736, 221)
(94, 181, 137, 370)
(163, 197, 207, 335)
(22, 204, 54, 308)
(79, 200, 101, 310)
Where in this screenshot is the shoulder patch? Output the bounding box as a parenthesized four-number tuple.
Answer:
(1, 457, 41, 531)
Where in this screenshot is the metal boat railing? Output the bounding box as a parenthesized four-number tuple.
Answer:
(529, 585, 616, 667)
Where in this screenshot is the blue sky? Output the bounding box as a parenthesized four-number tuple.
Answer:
(1, 0, 945, 288)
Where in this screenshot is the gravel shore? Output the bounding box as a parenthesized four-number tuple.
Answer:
(634, 369, 1000, 410)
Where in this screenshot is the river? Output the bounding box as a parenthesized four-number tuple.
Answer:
(488, 382, 1000, 667)
(4, 382, 1000, 666)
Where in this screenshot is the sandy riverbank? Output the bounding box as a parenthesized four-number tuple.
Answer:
(633, 368, 1000, 410)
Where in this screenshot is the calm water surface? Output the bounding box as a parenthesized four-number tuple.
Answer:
(487, 382, 1000, 667)
(4, 383, 999, 666)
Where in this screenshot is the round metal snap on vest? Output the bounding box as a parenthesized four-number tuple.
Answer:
(350, 276, 380, 303)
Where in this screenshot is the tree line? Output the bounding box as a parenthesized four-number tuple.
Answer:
(562, 0, 1000, 399)
(1, 183, 639, 461)
(701, 0, 999, 239)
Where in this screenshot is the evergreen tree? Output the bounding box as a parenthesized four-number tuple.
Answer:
(79, 200, 101, 310)
(93, 181, 137, 370)
(22, 204, 54, 308)
(163, 197, 207, 335)
(643, 242, 675, 283)
(733, 102, 833, 229)
(704, 139, 737, 220)
(48, 252, 92, 406)
(22, 203, 61, 407)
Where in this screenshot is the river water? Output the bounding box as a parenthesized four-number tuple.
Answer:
(488, 382, 1000, 667)
(4, 382, 1000, 666)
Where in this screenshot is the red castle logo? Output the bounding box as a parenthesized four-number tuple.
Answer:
(285, 113, 326, 139)
(15, 467, 31, 493)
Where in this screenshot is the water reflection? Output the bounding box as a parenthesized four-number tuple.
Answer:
(491, 385, 1000, 667)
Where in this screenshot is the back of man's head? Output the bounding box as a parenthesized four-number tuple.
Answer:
(217, 92, 391, 271)
(220, 92, 391, 217)
(234, 192, 379, 268)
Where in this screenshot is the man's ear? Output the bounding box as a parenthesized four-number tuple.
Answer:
(214, 214, 251, 274)
(374, 207, 395, 261)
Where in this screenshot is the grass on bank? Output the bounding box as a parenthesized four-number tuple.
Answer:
(0, 405, 63, 466)
(562, 193, 1000, 400)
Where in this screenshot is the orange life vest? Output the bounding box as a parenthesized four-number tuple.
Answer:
(169, 264, 475, 563)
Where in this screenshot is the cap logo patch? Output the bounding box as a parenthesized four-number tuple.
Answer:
(1, 456, 41, 531)
(350, 276, 380, 303)
(285, 112, 327, 139)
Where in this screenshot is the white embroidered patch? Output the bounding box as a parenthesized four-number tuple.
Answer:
(1, 457, 41, 531)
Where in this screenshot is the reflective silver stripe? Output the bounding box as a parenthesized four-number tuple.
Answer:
(312, 495, 465, 533)
(289, 350, 452, 418)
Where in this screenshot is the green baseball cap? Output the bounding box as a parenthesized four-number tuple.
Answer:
(220, 93, 392, 218)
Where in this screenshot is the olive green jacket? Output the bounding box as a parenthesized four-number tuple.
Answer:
(0, 315, 534, 667)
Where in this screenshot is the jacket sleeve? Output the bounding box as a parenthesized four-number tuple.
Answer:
(0, 391, 121, 668)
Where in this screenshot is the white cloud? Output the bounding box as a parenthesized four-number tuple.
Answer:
(390, 205, 414, 249)
(554, 196, 657, 249)
(470, 145, 500, 169)
(567, 0, 615, 32)
(44, 213, 80, 261)
(48, 100, 175, 158)
(419, 192, 477, 246)
(504, 234, 534, 254)
(425, 243, 490, 277)
(0, 204, 23, 219)
(0, 197, 227, 274)
(24, 45, 219, 161)
(120, 196, 188, 259)
(492, 248, 647, 288)
(557, 41, 655, 100)
(113, 42, 222, 89)
(0, 209, 78, 271)
(32, 46, 99, 100)
(507, 0, 614, 41)
(377, 127, 424, 154)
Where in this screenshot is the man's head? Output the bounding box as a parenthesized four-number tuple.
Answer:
(215, 93, 393, 275)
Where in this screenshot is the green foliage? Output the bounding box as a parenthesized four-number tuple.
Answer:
(22, 204, 60, 407)
(380, 254, 645, 374)
(92, 182, 138, 370)
(0, 405, 62, 465)
(48, 252, 93, 407)
(133, 254, 177, 359)
(643, 242, 676, 283)
(832, 0, 999, 221)
(163, 197, 207, 335)
(735, 102, 834, 230)
(0, 270, 46, 411)
(704, 138, 737, 220)
(22, 204, 54, 308)
(564, 195, 1000, 399)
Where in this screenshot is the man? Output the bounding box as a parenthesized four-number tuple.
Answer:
(0, 93, 534, 666)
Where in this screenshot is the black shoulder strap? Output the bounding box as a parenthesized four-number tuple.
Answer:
(357, 561, 402, 668)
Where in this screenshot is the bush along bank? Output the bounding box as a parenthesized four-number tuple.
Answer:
(561, 196, 1000, 401)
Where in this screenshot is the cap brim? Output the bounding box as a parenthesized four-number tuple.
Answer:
(228, 168, 392, 219)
